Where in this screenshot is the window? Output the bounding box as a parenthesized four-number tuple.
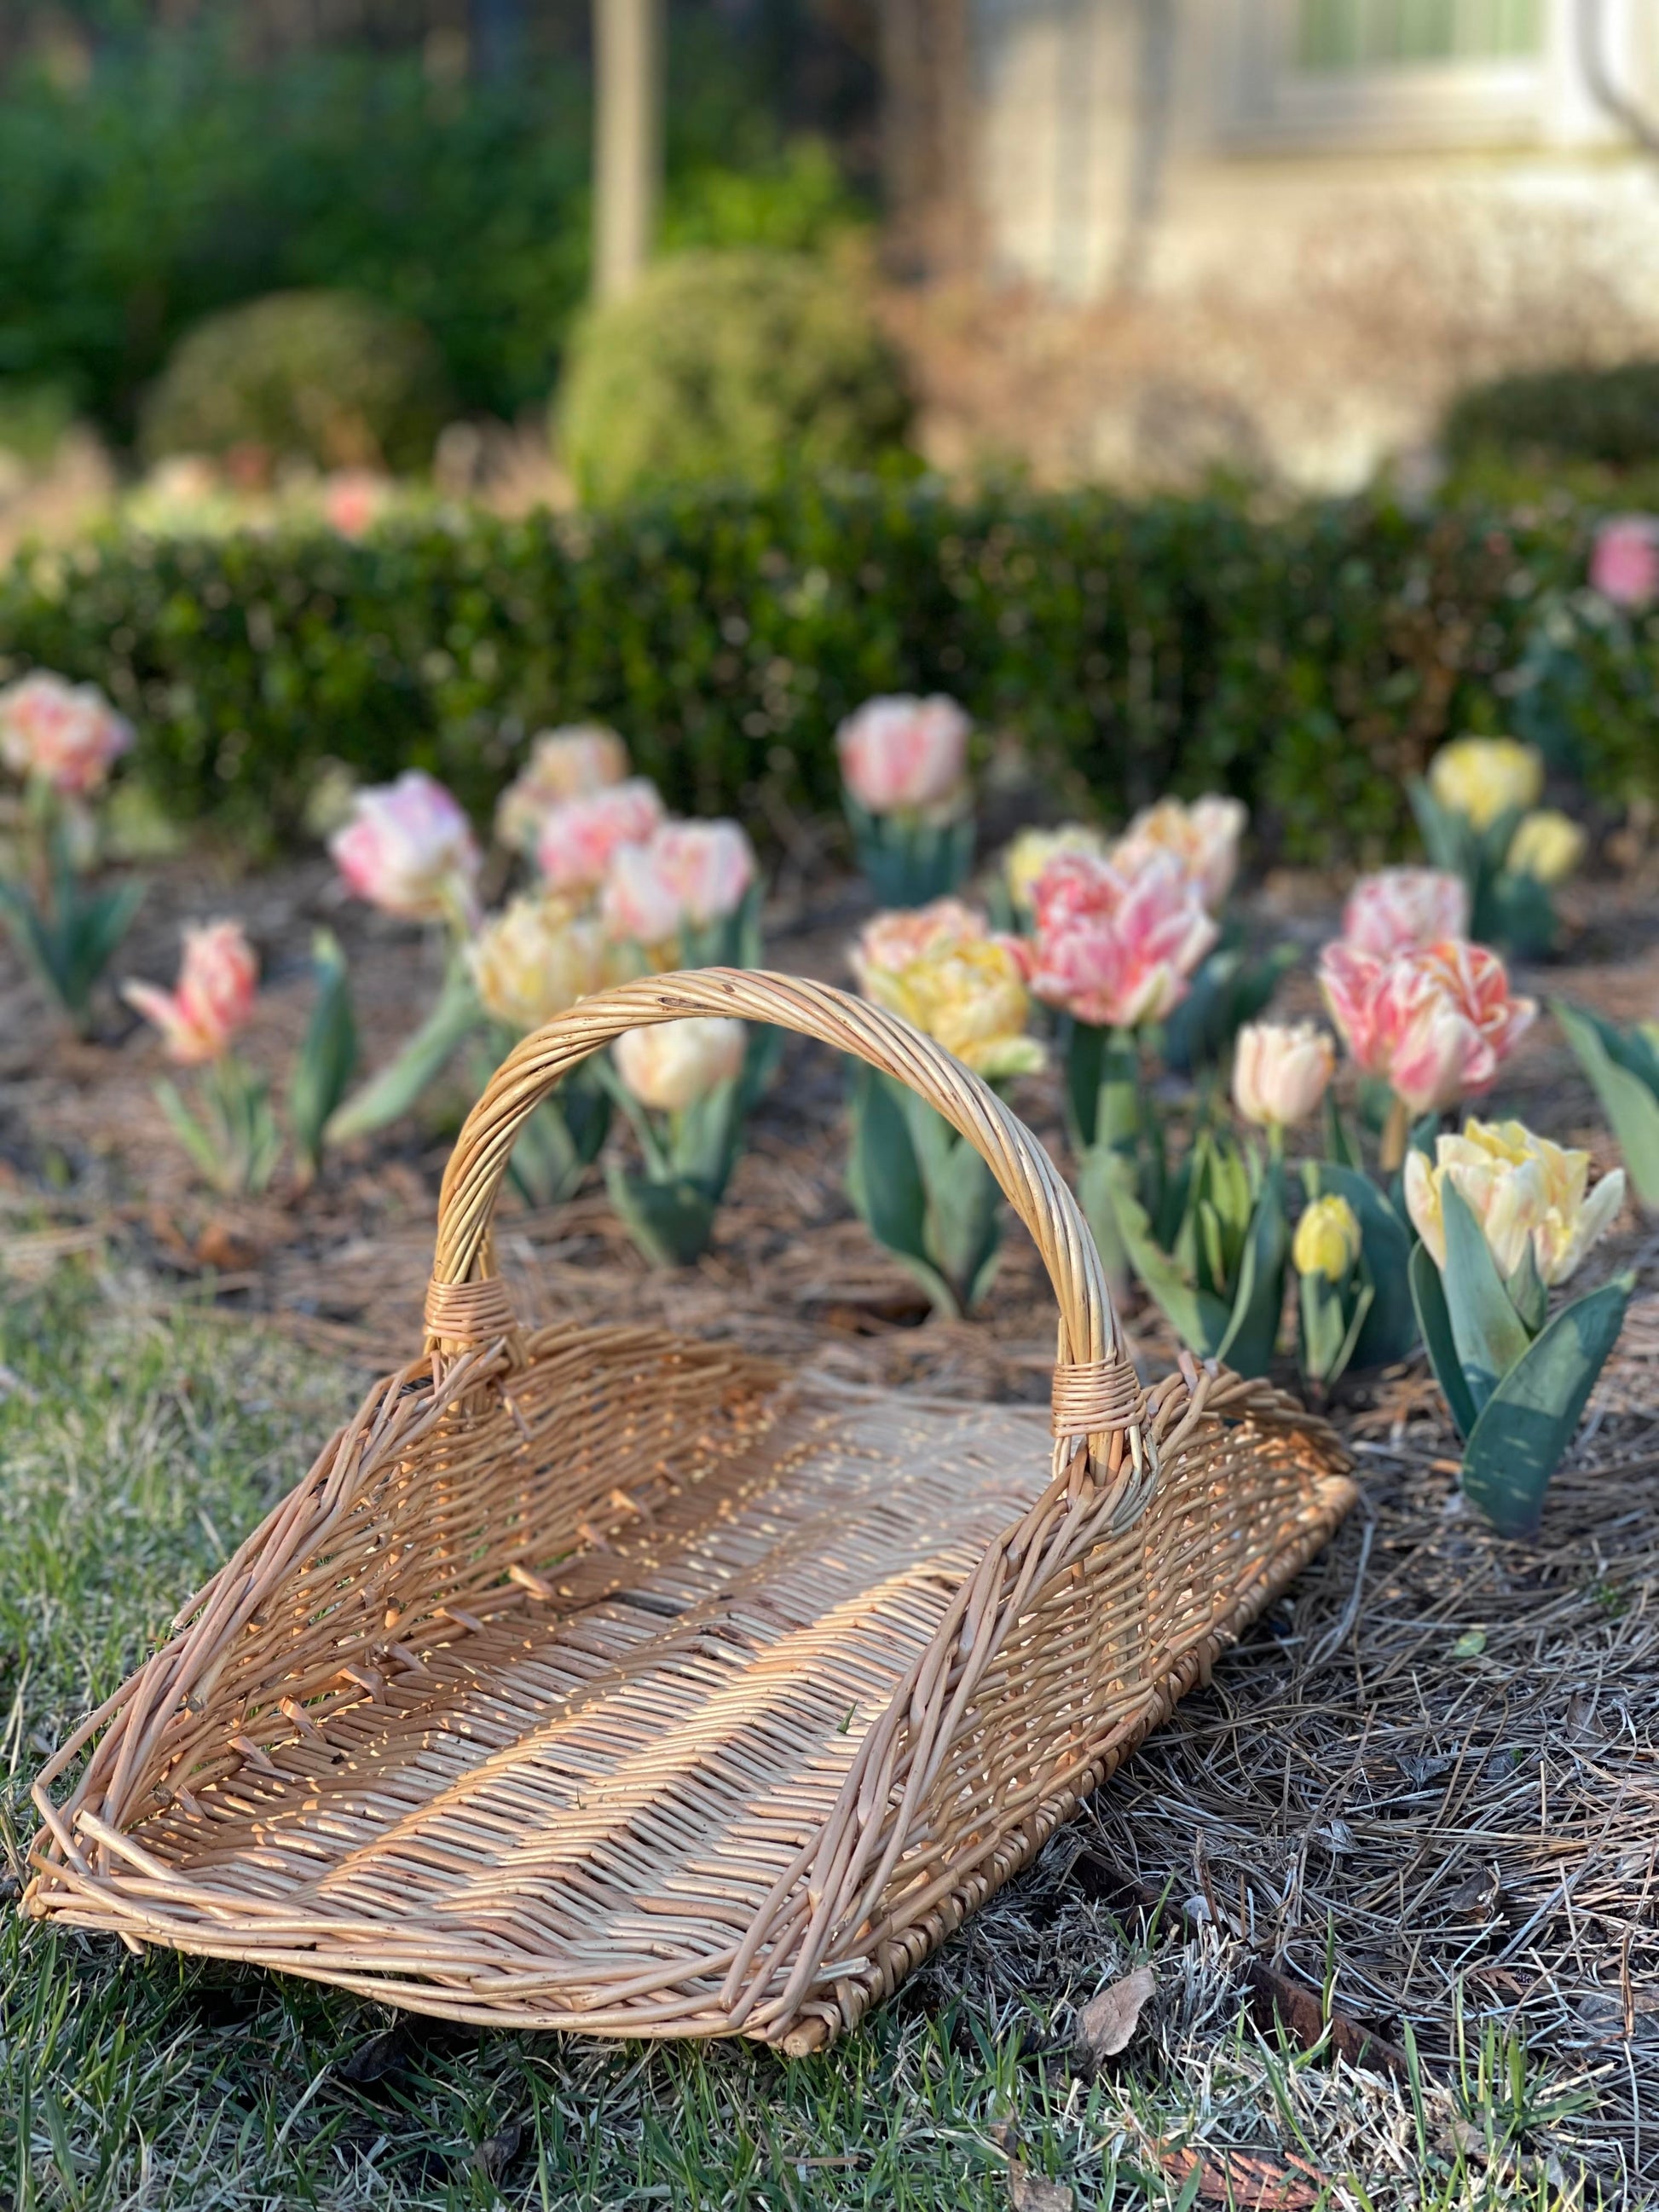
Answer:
(1296, 0, 1543, 71)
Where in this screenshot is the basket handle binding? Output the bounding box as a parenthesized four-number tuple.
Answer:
(426, 967, 1145, 1472)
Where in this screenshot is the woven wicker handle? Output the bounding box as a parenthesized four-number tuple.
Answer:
(426, 968, 1140, 1453)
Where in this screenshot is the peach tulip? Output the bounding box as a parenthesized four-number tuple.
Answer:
(850, 898, 988, 991)
(836, 695, 970, 817)
(1405, 1118, 1625, 1289)
(1232, 1020, 1335, 1129)
(494, 726, 630, 852)
(602, 820, 756, 944)
(613, 1017, 747, 1113)
(330, 770, 480, 925)
(1026, 849, 1217, 1030)
(468, 894, 609, 1032)
(854, 904, 1043, 1080)
(1319, 939, 1535, 1119)
(124, 921, 257, 1065)
(1113, 794, 1246, 910)
(536, 778, 665, 892)
(0, 671, 132, 797)
(1342, 867, 1470, 958)
(1590, 516, 1659, 610)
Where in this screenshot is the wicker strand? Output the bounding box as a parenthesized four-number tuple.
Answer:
(1050, 1355, 1142, 1440)
(423, 1274, 518, 1347)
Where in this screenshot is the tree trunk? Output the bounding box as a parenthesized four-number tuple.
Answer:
(592, 0, 663, 303)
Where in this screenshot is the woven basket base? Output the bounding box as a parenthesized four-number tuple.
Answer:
(30, 1374, 1352, 2046)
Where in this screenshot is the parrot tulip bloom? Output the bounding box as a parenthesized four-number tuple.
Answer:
(0, 671, 132, 797)
(468, 895, 608, 1032)
(1506, 809, 1587, 887)
(851, 898, 987, 987)
(1026, 849, 1217, 1030)
(1319, 939, 1536, 1118)
(1003, 824, 1112, 918)
(1405, 1118, 1626, 1289)
(1590, 515, 1659, 610)
(613, 1017, 747, 1113)
(494, 726, 630, 853)
(1293, 1193, 1362, 1284)
(330, 771, 481, 925)
(1113, 794, 1247, 911)
(602, 820, 756, 945)
(124, 921, 258, 1065)
(535, 778, 665, 893)
(1232, 1019, 1335, 1129)
(1342, 867, 1470, 958)
(857, 927, 1043, 1081)
(836, 695, 970, 817)
(1427, 737, 1543, 832)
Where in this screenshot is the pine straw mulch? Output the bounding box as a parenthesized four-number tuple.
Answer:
(3, 850, 1659, 2192)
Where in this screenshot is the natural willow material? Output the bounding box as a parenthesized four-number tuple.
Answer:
(27, 972, 1354, 2047)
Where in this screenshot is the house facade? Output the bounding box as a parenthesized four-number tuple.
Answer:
(957, 0, 1659, 484)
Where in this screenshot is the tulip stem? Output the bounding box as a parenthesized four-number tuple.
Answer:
(1379, 1095, 1409, 1175)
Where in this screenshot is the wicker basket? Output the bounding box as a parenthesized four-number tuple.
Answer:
(28, 970, 1354, 2052)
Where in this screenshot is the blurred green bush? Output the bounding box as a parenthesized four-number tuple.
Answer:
(1444, 361, 1659, 475)
(139, 291, 451, 472)
(3, 482, 1644, 861)
(0, 32, 866, 442)
(558, 249, 911, 505)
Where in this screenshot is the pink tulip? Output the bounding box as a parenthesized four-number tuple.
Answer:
(836, 695, 970, 816)
(602, 819, 756, 944)
(1590, 515, 1659, 609)
(536, 778, 665, 892)
(1319, 938, 1535, 1117)
(330, 770, 481, 923)
(124, 921, 258, 1065)
(1113, 794, 1247, 910)
(1026, 850, 1217, 1029)
(1341, 867, 1471, 958)
(0, 671, 132, 797)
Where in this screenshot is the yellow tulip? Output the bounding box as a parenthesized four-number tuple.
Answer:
(863, 933, 1044, 1080)
(1404, 1117, 1626, 1288)
(468, 894, 608, 1032)
(1427, 737, 1543, 831)
(1293, 1193, 1361, 1283)
(1506, 809, 1586, 886)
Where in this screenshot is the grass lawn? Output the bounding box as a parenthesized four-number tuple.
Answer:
(0, 1264, 1610, 2209)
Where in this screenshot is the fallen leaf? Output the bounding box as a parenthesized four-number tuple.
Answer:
(1074, 1965, 1156, 2069)
(1451, 1628, 1487, 1659)
(467, 2117, 526, 2180)
(336, 2028, 404, 2085)
(1007, 2159, 1074, 2211)
(195, 1218, 258, 1272)
(1156, 2145, 1322, 2209)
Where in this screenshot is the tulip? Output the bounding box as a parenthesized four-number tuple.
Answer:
(836, 695, 970, 817)
(602, 820, 757, 944)
(330, 770, 481, 926)
(536, 778, 665, 892)
(0, 671, 133, 797)
(124, 920, 258, 1066)
(1026, 849, 1217, 1030)
(1506, 809, 1586, 887)
(613, 1017, 747, 1113)
(1003, 824, 1111, 918)
(851, 898, 987, 987)
(1590, 515, 1659, 610)
(1232, 1019, 1334, 1130)
(1319, 939, 1535, 1124)
(467, 895, 609, 1033)
(1342, 867, 1470, 958)
(1293, 1193, 1361, 1283)
(1113, 794, 1247, 910)
(494, 726, 630, 853)
(1405, 1118, 1626, 1290)
(858, 930, 1043, 1080)
(1426, 737, 1543, 832)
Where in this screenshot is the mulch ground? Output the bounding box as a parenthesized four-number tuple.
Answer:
(4, 844, 1658, 2188)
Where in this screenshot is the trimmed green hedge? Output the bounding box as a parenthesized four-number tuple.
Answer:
(0, 481, 1645, 858)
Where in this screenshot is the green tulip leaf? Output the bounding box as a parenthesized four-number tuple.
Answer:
(1101, 1149, 1231, 1357)
(1440, 1181, 1531, 1411)
(1409, 1240, 1480, 1441)
(1308, 1162, 1417, 1368)
(1553, 998, 1659, 1209)
(1214, 1162, 1288, 1379)
(846, 1066, 961, 1317)
(287, 928, 357, 1179)
(605, 1167, 719, 1269)
(324, 956, 483, 1145)
(1460, 1273, 1635, 1539)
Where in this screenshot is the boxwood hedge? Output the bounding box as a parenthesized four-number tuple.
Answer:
(0, 479, 1644, 859)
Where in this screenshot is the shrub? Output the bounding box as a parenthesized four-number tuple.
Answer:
(0, 482, 1642, 860)
(558, 250, 912, 505)
(138, 291, 450, 474)
(1443, 361, 1659, 473)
